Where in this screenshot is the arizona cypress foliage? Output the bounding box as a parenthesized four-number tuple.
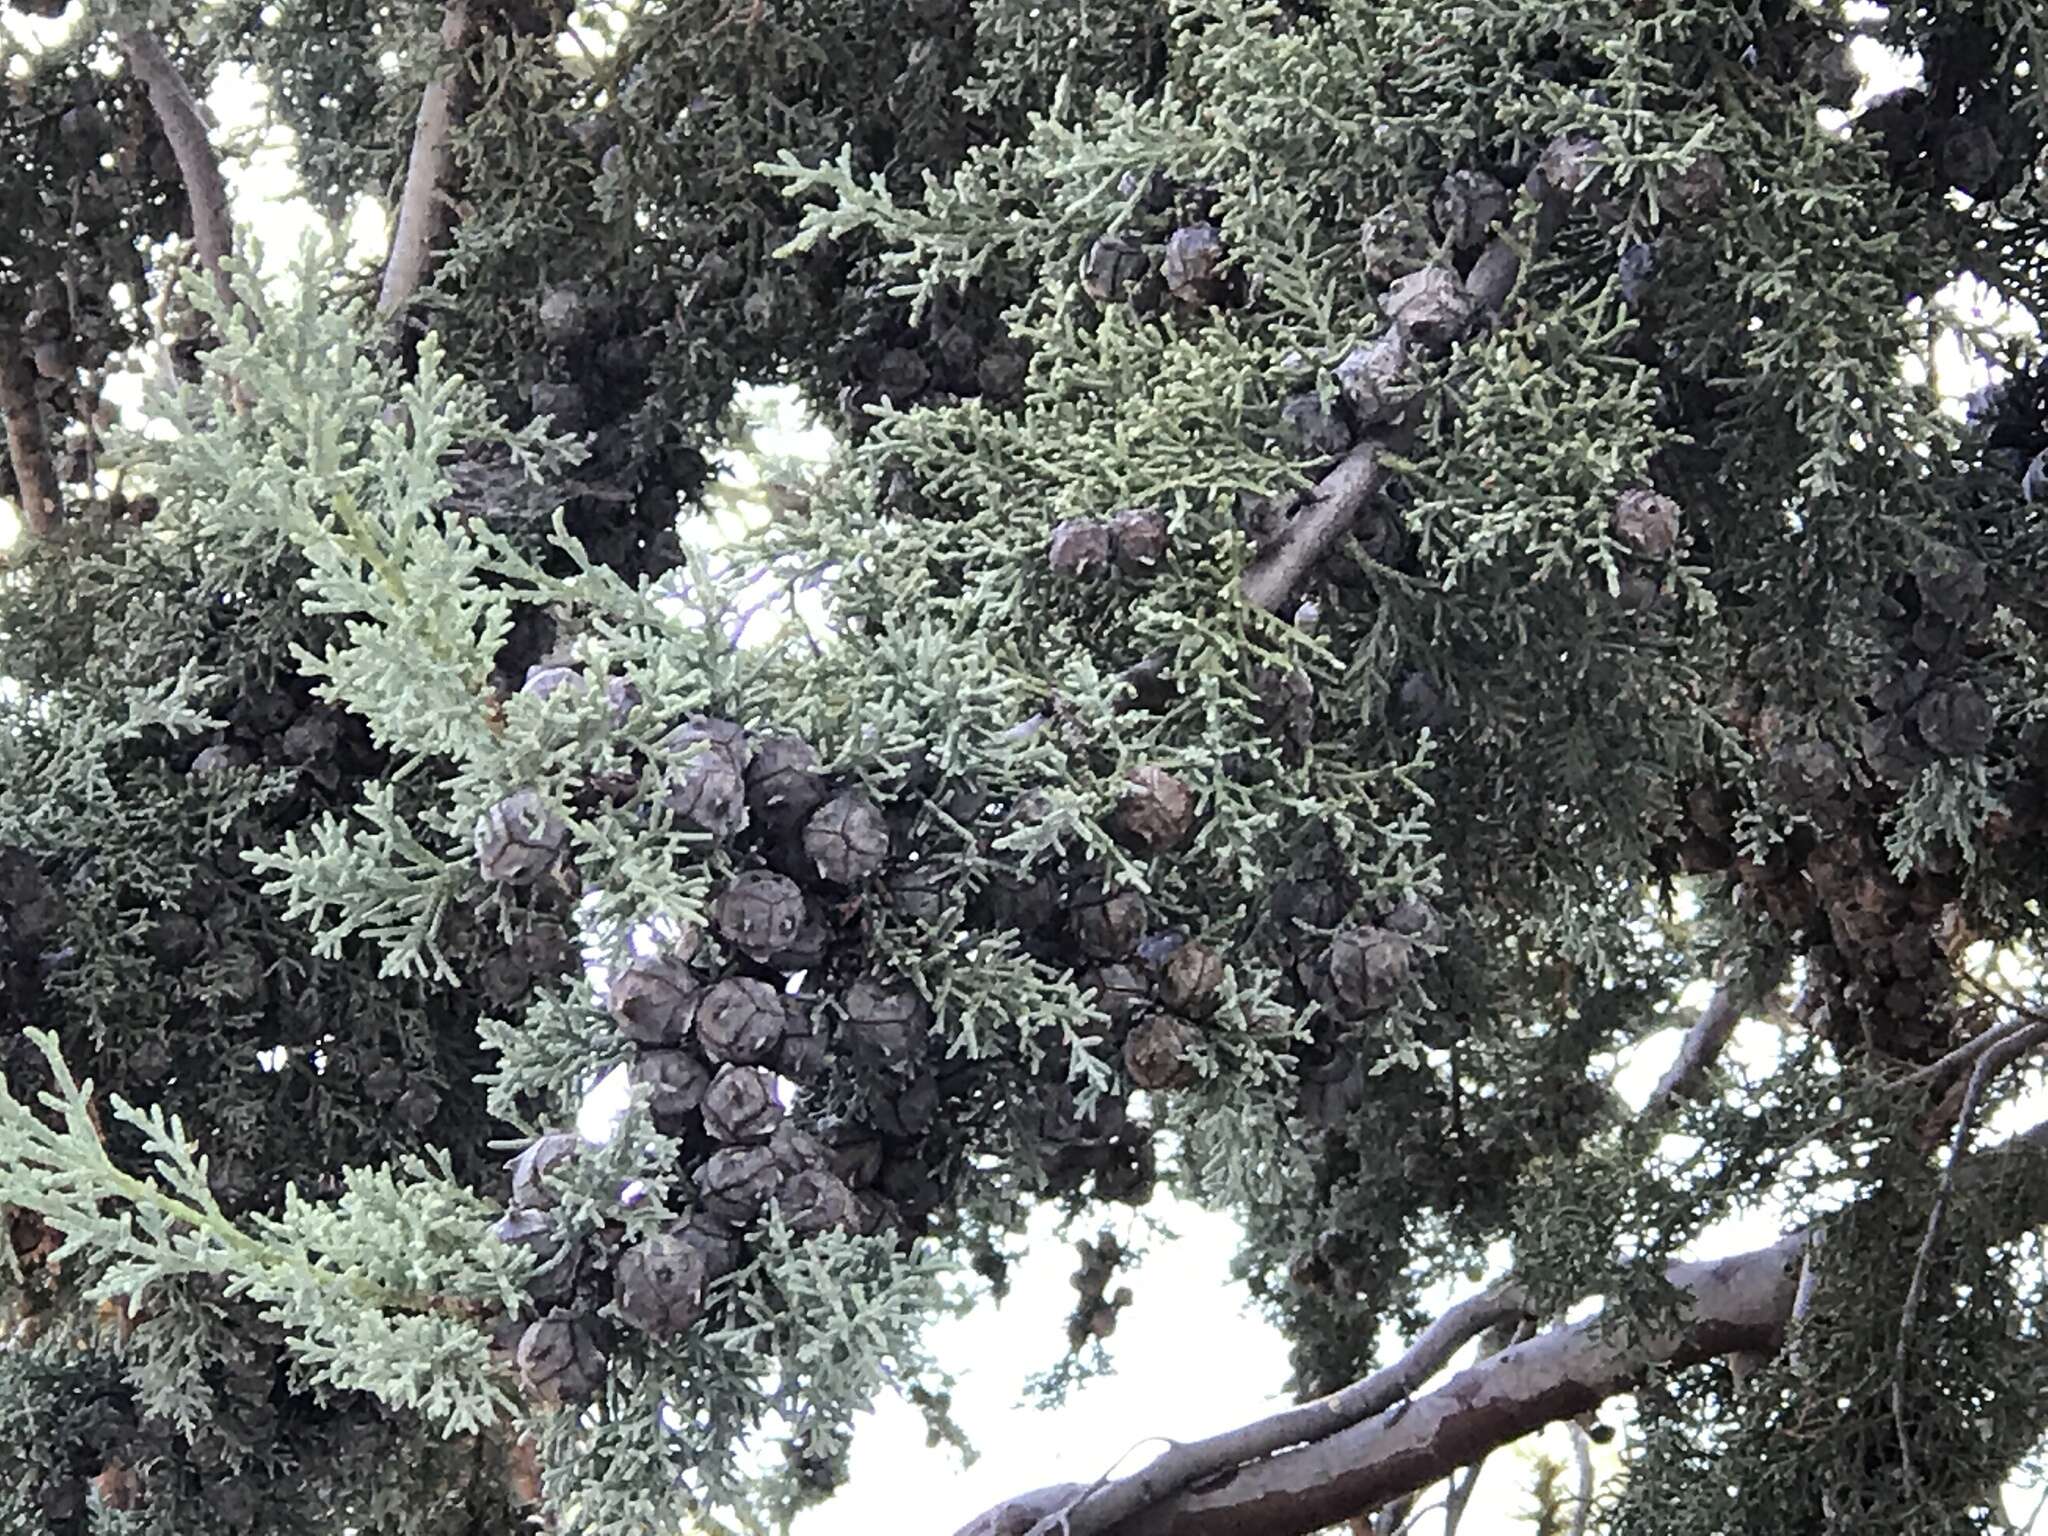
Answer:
(3, 1, 2048, 1533)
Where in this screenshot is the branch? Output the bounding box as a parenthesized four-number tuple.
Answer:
(1439, 1456, 1486, 1536)
(380, 0, 482, 321)
(952, 1483, 1089, 1536)
(1365, 1493, 1413, 1535)
(1241, 445, 1388, 615)
(116, 28, 238, 314)
(1100, 1233, 1786, 1536)
(1237, 135, 1586, 619)
(1565, 1424, 1594, 1536)
(1892, 1016, 2039, 1490)
(983, 1284, 1528, 1536)
(1912, 970, 2048, 1094)
(956, 1117, 2048, 1536)
(1, 333, 62, 537)
(1639, 975, 1751, 1120)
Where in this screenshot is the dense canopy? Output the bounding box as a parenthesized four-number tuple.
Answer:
(3, 1, 2048, 1534)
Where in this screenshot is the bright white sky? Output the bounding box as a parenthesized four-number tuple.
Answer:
(4, 10, 2044, 1535)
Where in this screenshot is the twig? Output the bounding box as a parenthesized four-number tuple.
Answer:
(1893, 1020, 2033, 1492)
(116, 28, 239, 314)
(1240, 445, 1388, 615)
(1640, 973, 1752, 1120)
(1440, 1457, 1487, 1536)
(950, 1483, 1089, 1536)
(1953, 968, 2048, 1028)
(1235, 133, 1588, 621)
(380, 0, 482, 321)
(1366, 1493, 1414, 1535)
(1906, 968, 2048, 1090)
(1917, 1021, 2048, 1152)
(1904, 1009, 2038, 1087)
(1565, 1423, 1595, 1536)
(1, 335, 62, 537)
(1786, 1230, 1822, 1376)
(1022, 1440, 1174, 1536)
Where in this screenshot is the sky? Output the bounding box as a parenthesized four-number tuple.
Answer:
(2, 9, 2044, 1536)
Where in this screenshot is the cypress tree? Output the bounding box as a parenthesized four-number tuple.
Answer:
(3, 2, 2047, 1533)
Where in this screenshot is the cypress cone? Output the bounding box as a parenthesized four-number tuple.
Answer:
(475, 789, 569, 884)
(509, 1131, 581, 1211)
(695, 1145, 787, 1224)
(1328, 926, 1414, 1014)
(1158, 941, 1224, 1016)
(694, 978, 789, 1066)
(1123, 1014, 1198, 1089)
(711, 870, 806, 962)
(613, 1233, 712, 1337)
(744, 733, 830, 832)
(1049, 518, 1115, 578)
(515, 1311, 608, 1403)
(608, 958, 699, 1047)
(779, 1169, 858, 1236)
(1116, 767, 1196, 852)
(803, 791, 891, 884)
(1070, 882, 1147, 959)
(840, 975, 930, 1075)
(702, 1064, 784, 1143)
(631, 1049, 711, 1129)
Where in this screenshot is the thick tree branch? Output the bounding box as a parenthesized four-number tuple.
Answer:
(1100, 1235, 1787, 1536)
(380, 0, 482, 320)
(953, 1482, 1090, 1536)
(1, 335, 62, 537)
(116, 28, 238, 313)
(958, 1117, 2048, 1536)
(986, 1285, 1528, 1536)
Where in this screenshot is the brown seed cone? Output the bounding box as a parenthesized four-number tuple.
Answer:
(803, 790, 891, 884)
(711, 870, 807, 962)
(694, 978, 789, 1065)
(1328, 925, 1415, 1014)
(515, 1311, 607, 1403)
(1123, 1014, 1198, 1090)
(1116, 766, 1195, 852)
(631, 1050, 712, 1131)
(509, 1131, 580, 1211)
(745, 733, 830, 832)
(1082, 963, 1153, 1024)
(475, 789, 569, 884)
(1111, 506, 1170, 574)
(1612, 488, 1681, 558)
(840, 975, 930, 1075)
(1162, 222, 1227, 305)
(1158, 941, 1224, 1017)
(613, 1233, 712, 1337)
(779, 1168, 859, 1236)
(1049, 518, 1114, 578)
(607, 958, 700, 1046)
(659, 719, 750, 839)
(1071, 882, 1147, 959)
(702, 1064, 784, 1143)
(695, 1145, 787, 1225)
